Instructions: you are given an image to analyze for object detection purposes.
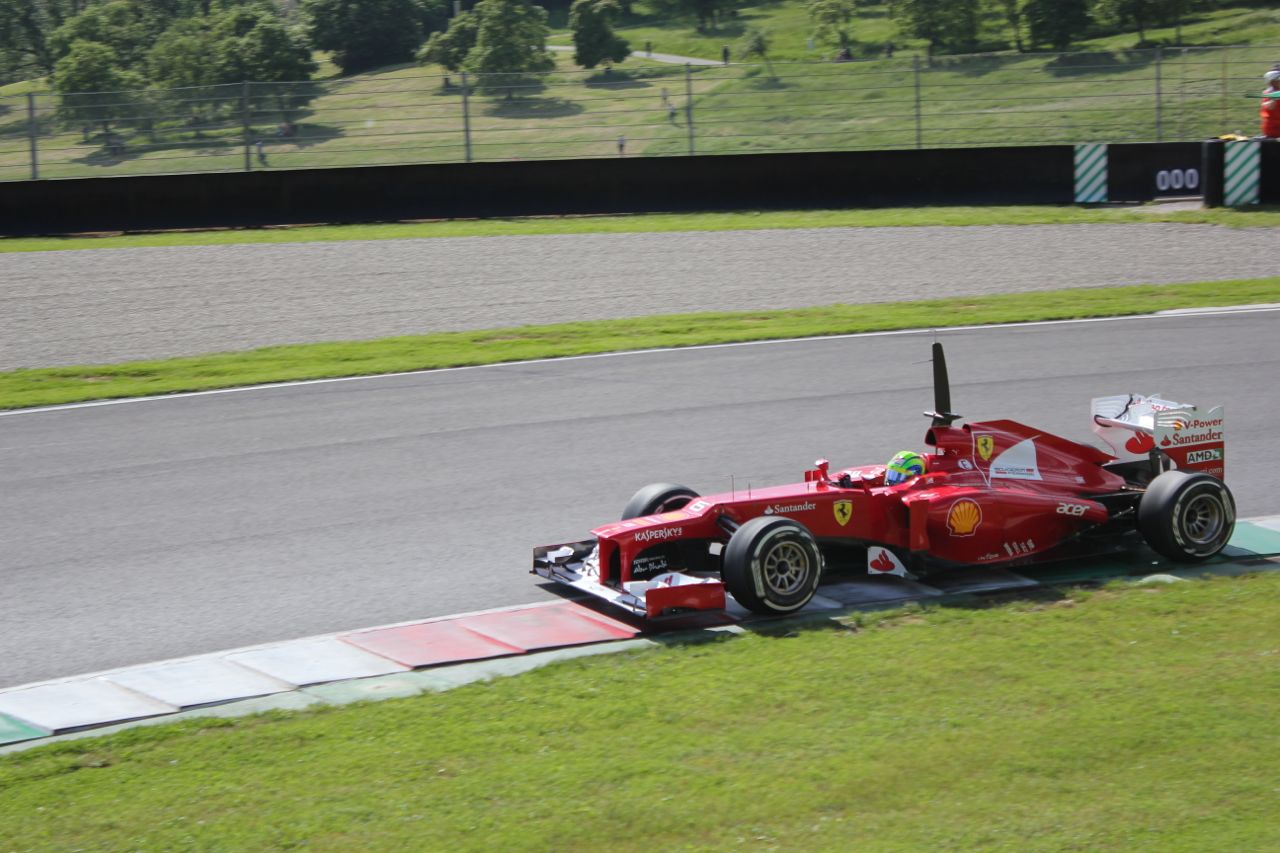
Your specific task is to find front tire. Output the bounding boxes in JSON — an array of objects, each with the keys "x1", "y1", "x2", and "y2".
[
  {"x1": 1138, "y1": 470, "x2": 1235, "y2": 561},
  {"x1": 722, "y1": 516, "x2": 823, "y2": 615},
  {"x1": 621, "y1": 483, "x2": 699, "y2": 520}
]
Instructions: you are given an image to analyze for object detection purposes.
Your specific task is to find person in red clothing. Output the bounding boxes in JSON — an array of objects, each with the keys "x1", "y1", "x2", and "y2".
[{"x1": 1261, "y1": 69, "x2": 1280, "y2": 138}]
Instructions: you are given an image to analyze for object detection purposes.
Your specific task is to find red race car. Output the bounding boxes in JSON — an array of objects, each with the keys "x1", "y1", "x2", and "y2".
[{"x1": 533, "y1": 344, "x2": 1234, "y2": 618}]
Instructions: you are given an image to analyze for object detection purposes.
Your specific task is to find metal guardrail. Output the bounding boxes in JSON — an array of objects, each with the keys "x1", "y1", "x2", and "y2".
[{"x1": 1, "y1": 44, "x2": 1276, "y2": 182}]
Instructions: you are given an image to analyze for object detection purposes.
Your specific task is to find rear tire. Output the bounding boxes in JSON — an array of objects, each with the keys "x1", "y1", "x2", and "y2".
[
  {"x1": 1138, "y1": 470, "x2": 1235, "y2": 561},
  {"x1": 722, "y1": 516, "x2": 823, "y2": 615},
  {"x1": 621, "y1": 483, "x2": 699, "y2": 520}
]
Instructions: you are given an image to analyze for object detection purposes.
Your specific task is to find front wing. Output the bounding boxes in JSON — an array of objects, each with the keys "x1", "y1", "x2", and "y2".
[{"x1": 533, "y1": 540, "x2": 725, "y2": 619}]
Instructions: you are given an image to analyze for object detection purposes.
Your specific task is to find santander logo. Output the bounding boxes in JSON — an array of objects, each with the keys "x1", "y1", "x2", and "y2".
[
  {"x1": 869, "y1": 551, "x2": 896, "y2": 572},
  {"x1": 1125, "y1": 432, "x2": 1155, "y2": 454}
]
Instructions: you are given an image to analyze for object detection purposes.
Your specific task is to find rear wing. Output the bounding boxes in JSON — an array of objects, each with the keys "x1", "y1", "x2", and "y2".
[{"x1": 1091, "y1": 394, "x2": 1225, "y2": 480}]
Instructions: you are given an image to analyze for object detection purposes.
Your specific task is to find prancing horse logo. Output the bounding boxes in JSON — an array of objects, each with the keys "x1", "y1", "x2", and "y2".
[
  {"x1": 833, "y1": 500, "x2": 853, "y2": 527},
  {"x1": 976, "y1": 434, "x2": 995, "y2": 461}
]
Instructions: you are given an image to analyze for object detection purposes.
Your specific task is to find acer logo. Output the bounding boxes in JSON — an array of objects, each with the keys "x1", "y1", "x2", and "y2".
[
  {"x1": 635, "y1": 527, "x2": 683, "y2": 543},
  {"x1": 1056, "y1": 503, "x2": 1087, "y2": 517}
]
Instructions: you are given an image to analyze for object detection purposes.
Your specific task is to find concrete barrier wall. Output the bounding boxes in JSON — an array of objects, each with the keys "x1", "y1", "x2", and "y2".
[
  {"x1": 0, "y1": 142, "x2": 1238, "y2": 236},
  {"x1": 1262, "y1": 139, "x2": 1280, "y2": 204}
]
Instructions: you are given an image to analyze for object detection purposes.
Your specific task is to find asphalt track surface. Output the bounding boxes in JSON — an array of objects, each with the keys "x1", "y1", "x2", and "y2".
[
  {"x1": 2, "y1": 309, "x2": 1277, "y2": 688},
  {"x1": 4, "y1": 223, "x2": 1280, "y2": 370}
]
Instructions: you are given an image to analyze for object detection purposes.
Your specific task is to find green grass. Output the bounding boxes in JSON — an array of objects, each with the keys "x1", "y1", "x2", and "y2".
[
  {"x1": 3, "y1": 573, "x2": 1278, "y2": 850},
  {"x1": 2, "y1": 204, "x2": 1278, "y2": 253},
  {"x1": 3, "y1": 7, "x2": 1277, "y2": 181},
  {"x1": 4, "y1": 276, "x2": 1278, "y2": 410},
  {"x1": 561, "y1": 1, "x2": 1280, "y2": 62}
]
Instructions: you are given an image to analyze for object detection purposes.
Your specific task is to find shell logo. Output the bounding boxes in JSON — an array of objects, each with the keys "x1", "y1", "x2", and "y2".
[{"x1": 946, "y1": 499, "x2": 982, "y2": 536}]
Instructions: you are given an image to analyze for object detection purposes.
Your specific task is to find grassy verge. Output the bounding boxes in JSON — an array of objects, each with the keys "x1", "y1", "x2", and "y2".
[
  {"x1": 4, "y1": 277, "x2": 1278, "y2": 411},
  {"x1": 3, "y1": 573, "x2": 1278, "y2": 850},
  {"x1": 2, "y1": 205, "x2": 1278, "y2": 253}
]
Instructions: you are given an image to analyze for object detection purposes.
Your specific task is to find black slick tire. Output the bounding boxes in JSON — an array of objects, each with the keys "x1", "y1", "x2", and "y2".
[
  {"x1": 621, "y1": 483, "x2": 699, "y2": 521},
  {"x1": 1137, "y1": 470, "x2": 1236, "y2": 562},
  {"x1": 722, "y1": 516, "x2": 823, "y2": 615}
]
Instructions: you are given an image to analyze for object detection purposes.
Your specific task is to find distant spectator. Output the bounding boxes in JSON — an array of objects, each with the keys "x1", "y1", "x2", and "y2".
[
  {"x1": 722, "y1": 45, "x2": 730, "y2": 64},
  {"x1": 645, "y1": 40, "x2": 652, "y2": 57},
  {"x1": 669, "y1": 104, "x2": 678, "y2": 123},
  {"x1": 1261, "y1": 69, "x2": 1280, "y2": 139},
  {"x1": 660, "y1": 86, "x2": 670, "y2": 107},
  {"x1": 885, "y1": 42, "x2": 895, "y2": 59},
  {"x1": 256, "y1": 139, "x2": 268, "y2": 166},
  {"x1": 835, "y1": 46, "x2": 852, "y2": 62},
  {"x1": 617, "y1": 134, "x2": 626, "y2": 156}
]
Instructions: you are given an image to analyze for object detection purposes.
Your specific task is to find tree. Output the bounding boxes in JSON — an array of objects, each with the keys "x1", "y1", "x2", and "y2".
[
  {"x1": 1093, "y1": 0, "x2": 1156, "y2": 44},
  {"x1": 417, "y1": 9, "x2": 477, "y2": 72},
  {"x1": 48, "y1": 0, "x2": 161, "y2": 71},
  {"x1": 1, "y1": 0, "x2": 93, "y2": 76},
  {"x1": 305, "y1": 0, "x2": 438, "y2": 74},
  {"x1": 806, "y1": 0, "x2": 856, "y2": 51},
  {"x1": 997, "y1": 0, "x2": 1025, "y2": 52},
  {"x1": 463, "y1": 0, "x2": 555, "y2": 93},
  {"x1": 1024, "y1": 0, "x2": 1089, "y2": 50},
  {"x1": 147, "y1": 17, "x2": 217, "y2": 89},
  {"x1": 52, "y1": 38, "x2": 145, "y2": 132},
  {"x1": 891, "y1": 0, "x2": 978, "y2": 60},
  {"x1": 210, "y1": 6, "x2": 315, "y2": 85},
  {"x1": 737, "y1": 27, "x2": 774, "y2": 79},
  {"x1": 147, "y1": 6, "x2": 317, "y2": 124},
  {"x1": 569, "y1": 0, "x2": 629, "y2": 70}
]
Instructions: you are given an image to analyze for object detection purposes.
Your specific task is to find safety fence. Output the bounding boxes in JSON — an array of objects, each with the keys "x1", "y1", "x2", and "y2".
[{"x1": 0, "y1": 44, "x2": 1276, "y2": 182}]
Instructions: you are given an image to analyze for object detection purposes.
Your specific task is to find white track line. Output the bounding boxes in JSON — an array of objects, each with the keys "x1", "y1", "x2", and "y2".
[{"x1": 3, "y1": 304, "x2": 1278, "y2": 418}]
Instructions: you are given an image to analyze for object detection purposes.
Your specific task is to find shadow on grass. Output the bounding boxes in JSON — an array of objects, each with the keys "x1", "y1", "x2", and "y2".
[
  {"x1": 483, "y1": 96, "x2": 585, "y2": 119},
  {"x1": 70, "y1": 123, "x2": 345, "y2": 168},
  {"x1": 584, "y1": 71, "x2": 652, "y2": 90},
  {"x1": 1044, "y1": 49, "x2": 1157, "y2": 77}
]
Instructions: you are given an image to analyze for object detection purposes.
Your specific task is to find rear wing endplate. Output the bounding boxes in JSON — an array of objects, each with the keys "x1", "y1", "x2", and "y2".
[{"x1": 1091, "y1": 394, "x2": 1225, "y2": 480}]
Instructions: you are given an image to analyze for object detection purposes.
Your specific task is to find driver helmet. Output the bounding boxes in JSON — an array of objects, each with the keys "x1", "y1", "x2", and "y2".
[{"x1": 885, "y1": 450, "x2": 928, "y2": 485}]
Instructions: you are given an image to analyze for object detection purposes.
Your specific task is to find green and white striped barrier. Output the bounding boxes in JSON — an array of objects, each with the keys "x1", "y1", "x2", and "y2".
[
  {"x1": 1223, "y1": 141, "x2": 1261, "y2": 207},
  {"x1": 1074, "y1": 143, "x2": 1108, "y2": 203}
]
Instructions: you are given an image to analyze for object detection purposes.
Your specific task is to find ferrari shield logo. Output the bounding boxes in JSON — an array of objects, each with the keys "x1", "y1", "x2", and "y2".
[
  {"x1": 833, "y1": 500, "x2": 853, "y2": 527},
  {"x1": 976, "y1": 434, "x2": 995, "y2": 461}
]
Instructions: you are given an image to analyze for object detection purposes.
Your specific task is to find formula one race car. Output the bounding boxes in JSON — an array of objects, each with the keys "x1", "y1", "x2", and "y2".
[{"x1": 533, "y1": 344, "x2": 1234, "y2": 619}]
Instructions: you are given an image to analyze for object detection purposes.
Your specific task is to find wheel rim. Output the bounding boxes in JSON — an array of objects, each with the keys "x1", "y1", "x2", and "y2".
[
  {"x1": 1180, "y1": 493, "x2": 1225, "y2": 545},
  {"x1": 762, "y1": 540, "x2": 811, "y2": 597}
]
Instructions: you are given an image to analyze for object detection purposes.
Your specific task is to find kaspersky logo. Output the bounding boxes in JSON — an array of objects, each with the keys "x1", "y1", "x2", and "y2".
[{"x1": 635, "y1": 527, "x2": 683, "y2": 543}]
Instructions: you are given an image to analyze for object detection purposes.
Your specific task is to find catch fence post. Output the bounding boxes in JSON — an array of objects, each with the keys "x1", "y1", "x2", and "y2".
[
  {"x1": 1154, "y1": 46, "x2": 1163, "y2": 141},
  {"x1": 1219, "y1": 48, "x2": 1228, "y2": 130},
  {"x1": 461, "y1": 71, "x2": 472, "y2": 163},
  {"x1": 685, "y1": 63, "x2": 695, "y2": 156},
  {"x1": 912, "y1": 55, "x2": 922, "y2": 149},
  {"x1": 241, "y1": 81, "x2": 252, "y2": 171},
  {"x1": 26, "y1": 92, "x2": 39, "y2": 180}
]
